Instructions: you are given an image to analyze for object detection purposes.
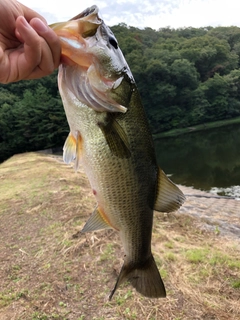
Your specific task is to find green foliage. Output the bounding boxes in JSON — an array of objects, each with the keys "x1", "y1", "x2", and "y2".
[
  {"x1": 0, "y1": 72, "x2": 68, "y2": 162},
  {"x1": 112, "y1": 24, "x2": 240, "y2": 133},
  {"x1": 2, "y1": 25, "x2": 240, "y2": 162}
]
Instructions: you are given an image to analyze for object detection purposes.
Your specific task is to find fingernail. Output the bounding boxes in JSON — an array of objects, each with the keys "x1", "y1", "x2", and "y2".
[{"x1": 32, "y1": 18, "x2": 48, "y2": 33}]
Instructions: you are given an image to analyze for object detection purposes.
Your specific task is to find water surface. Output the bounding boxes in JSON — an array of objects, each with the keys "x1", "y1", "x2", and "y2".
[{"x1": 154, "y1": 123, "x2": 240, "y2": 199}]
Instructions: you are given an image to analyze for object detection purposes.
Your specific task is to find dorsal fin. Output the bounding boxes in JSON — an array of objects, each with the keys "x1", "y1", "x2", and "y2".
[{"x1": 154, "y1": 168, "x2": 185, "y2": 212}]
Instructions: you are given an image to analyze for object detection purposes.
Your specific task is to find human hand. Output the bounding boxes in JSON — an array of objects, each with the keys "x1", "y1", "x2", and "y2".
[{"x1": 0, "y1": 0, "x2": 61, "y2": 83}]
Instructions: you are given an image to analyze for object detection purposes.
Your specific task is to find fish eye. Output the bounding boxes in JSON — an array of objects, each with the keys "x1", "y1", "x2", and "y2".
[{"x1": 109, "y1": 36, "x2": 118, "y2": 49}]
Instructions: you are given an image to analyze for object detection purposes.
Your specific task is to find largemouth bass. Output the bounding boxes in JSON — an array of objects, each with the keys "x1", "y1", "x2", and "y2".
[{"x1": 51, "y1": 5, "x2": 185, "y2": 299}]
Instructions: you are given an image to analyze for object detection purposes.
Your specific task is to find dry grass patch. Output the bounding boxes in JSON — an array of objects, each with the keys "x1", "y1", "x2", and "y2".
[{"x1": 0, "y1": 153, "x2": 239, "y2": 320}]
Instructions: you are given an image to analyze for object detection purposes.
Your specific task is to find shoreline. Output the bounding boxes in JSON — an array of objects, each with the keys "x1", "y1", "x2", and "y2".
[
  {"x1": 153, "y1": 116, "x2": 240, "y2": 139},
  {"x1": 177, "y1": 185, "x2": 240, "y2": 242}
]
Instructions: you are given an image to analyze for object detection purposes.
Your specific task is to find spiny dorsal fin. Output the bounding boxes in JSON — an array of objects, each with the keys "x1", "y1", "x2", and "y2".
[
  {"x1": 63, "y1": 131, "x2": 83, "y2": 171},
  {"x1": 98, "y1": 115, "x2": 131, "y2": 159},
  {"x1": 154, "y1": 168, "x2": 185, "y2": 213},
  {"x1": 81, "y1": 206, "x2": 113, "y2": 233}
]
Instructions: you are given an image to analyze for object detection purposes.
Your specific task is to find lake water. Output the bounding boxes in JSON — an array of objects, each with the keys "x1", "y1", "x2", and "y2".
[{"x1": 154, "y1": 123, "x2": 240, "y2": 199}]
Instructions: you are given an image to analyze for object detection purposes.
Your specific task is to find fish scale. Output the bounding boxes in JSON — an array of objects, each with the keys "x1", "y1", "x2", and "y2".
[{"x1": 51, "y1": 5, "x2": 185, "y2": 299}]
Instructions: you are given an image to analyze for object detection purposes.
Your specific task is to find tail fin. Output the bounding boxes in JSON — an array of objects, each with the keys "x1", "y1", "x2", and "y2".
[{"x1": 109, "y1": 254, "x2": 166, "y2": 300}]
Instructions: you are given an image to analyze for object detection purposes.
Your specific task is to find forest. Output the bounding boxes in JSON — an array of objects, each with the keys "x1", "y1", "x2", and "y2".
[{"x1": 1, "y1": 24, "x2": 240, "y2": 162}]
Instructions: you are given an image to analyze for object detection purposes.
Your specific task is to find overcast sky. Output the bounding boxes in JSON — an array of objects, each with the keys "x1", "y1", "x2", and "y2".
[{"x1": 19, "y1": 0, "x2": 240, "y2": 30}]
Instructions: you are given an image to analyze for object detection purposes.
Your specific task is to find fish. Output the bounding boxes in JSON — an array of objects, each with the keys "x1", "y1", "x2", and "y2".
[{"x1": 51, "y1": 5, "x2": 185, "y2": 300}]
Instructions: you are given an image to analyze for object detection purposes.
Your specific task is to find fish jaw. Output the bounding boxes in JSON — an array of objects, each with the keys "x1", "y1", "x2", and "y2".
[
  {"x1": 50, "y1": 5, "x2": 101, "y2": 67},
  {"x1": 50, "y1": 6, "x2": 131, "y2": 113},
  {"x1": 50, "y1": 21, "x2": 95, "y2": 68}
]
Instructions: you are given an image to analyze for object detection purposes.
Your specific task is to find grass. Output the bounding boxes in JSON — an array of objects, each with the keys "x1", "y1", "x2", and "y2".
[
  {"x1": 0, "y1": 152, "x2": 240, "y2": 319},
  {"x1": 153, "y1": 116, "x2": 240, "y2": 138},
  {"x1": 100, "y1": 243, "x2": 114, "y2": 261}
]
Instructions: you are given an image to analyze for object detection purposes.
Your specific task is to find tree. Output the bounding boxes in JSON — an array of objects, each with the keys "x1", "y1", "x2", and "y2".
[
  {"x1": 0, "y1": 82, "x2": 68, "y2": 162},
  {"x1": 2, "y1": 24, "x2": 240, "y2": 161},
  {"x1": 180, "y1": 35, "x2": 238, "y2": 80},
  {"x1": 201, "y1": 74, "x2": 230, "y2": 120}
]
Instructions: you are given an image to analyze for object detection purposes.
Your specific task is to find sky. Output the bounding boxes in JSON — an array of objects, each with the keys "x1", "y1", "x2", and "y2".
[{"x1": 19, "y1": 0, "x2": 240, "y2": 30}]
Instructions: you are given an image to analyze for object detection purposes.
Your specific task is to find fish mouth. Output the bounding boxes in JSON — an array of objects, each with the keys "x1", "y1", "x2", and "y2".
[
  {"x1": 50, "y1": 5, "x2": 102, "y2": 66},
  {"x1": 51, "y1": 5, "x2": 101, "y2": 28},
  {"x1": 50, "y1": 5, "x2": 101, "y2": 39},
  {"x1": 51, "y1": 5, "x2": 129, "y2": 113},
  {"x1": 70, "y1": 5, "x2": 100, "y2": 22}
]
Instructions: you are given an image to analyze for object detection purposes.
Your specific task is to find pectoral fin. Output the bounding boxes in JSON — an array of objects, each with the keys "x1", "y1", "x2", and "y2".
[
  {"x1": 63, "y1": 131, "x2": 83, "y2": 171},
  {"x1": 81, "y1": 207, "x2": 114, "y2": 233},
  {"x1": 98, "y1": 115, "x2": 131, "y2": 159},
  {"x1": 63, "y1": 132, "x2": 76, "y2": 164},
  {"x1": 154, "y1": 168, "x2": 185, "y2": 212}
]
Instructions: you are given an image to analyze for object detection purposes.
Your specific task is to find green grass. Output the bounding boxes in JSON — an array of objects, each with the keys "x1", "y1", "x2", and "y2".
[
  {"x1": 164, "y1": 241, "x2": 174, "y2": 249},
  {"x1": 100, "y1": 243, "x2": 114, "y2": 261},
  {"x1": 231, "y1": 279, "x2": 240, "y2": 289},
  {"x1": 185, "y1": 247, "x2": 240, "y2": 269},
  {"x1": 164, "y1": 252, "x2": 177, "y2": 261},
  {"x1": 0, "y1": 288, "x2": 29, "y2": 307},
  {"x1": 31, "y1": 311, "x2": 66, "y2": 320},
  {"x1": 115, "y1": 290, "x2": 133, "y2": 306},
  {"x1": 185, "y1": 248, "x2": 209, "y2": 263}
]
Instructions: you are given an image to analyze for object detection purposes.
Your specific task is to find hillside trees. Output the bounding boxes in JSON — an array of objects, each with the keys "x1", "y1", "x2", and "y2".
[
  {"x1": 0, "y1": 73, "x2": 68, "y2": 162},
  {"x1": 112, "y1": 24, "x2": 240, "y2": 133},
  {"x1": 1, "y1": 25, "x2": 240, "y2": 162}
]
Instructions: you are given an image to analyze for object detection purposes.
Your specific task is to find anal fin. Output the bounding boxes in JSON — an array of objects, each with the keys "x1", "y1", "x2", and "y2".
[
  {"x1": 81, "y1": 206, "x2": 113, "y2": 233},
  {"x1": 154, "y1": 168, "x2": 185, "y2": 213}
]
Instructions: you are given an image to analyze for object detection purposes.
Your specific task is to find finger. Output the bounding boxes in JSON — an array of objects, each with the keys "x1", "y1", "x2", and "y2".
[
  {"x1": 0, "y1": 47, "x2": 7, "y2": 83},
  {"x1": 20, "y1": 4, "x2": 48, "y2": 25},
  {"x1": 15, "y1": 29, "x2": 24, "y2": 43},
  {"x1": 15, "y1": 16, "x2": 43, "y2": 77},
  {"x1": 30, "y1": 18, "x2": 61, "y2": 69},
  {"x1": 16, "y1": 16, "x2": 57, "y2": 79}
]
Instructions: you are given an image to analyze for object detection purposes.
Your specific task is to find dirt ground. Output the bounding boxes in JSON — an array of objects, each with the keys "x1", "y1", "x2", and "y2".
[{"x1": 0, "y1": 152, "x2": 239, "y2": 320}]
